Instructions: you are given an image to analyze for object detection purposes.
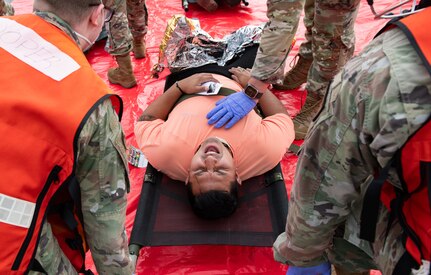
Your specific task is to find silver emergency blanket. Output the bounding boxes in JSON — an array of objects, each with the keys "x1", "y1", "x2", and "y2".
[{"x1": 152, "y1": 15, "x2": 263, "y2": 78}]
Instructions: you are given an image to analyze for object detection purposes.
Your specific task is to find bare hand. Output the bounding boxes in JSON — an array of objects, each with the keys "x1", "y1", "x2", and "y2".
[
  {"x1": 229, "y1": 67, "x2": 251, "y2": 88},
  {"x1": 176, "y1": 73, "x2": 219, "y2": 94}
]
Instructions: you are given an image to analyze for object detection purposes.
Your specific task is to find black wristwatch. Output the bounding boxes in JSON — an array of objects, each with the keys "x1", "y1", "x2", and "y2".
[{"x1": 243, "y1": 83, "x2": 264, "y2": 99}]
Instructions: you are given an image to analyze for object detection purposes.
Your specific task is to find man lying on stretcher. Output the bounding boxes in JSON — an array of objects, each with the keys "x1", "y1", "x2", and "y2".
[{"x1": 134, "y1": 68, "x2": 294, "y2": 219}]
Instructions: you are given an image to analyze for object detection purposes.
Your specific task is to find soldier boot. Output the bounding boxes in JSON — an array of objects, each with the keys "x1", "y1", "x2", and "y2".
[
  {"x1": 108, "y1": 54, "x2": 137, "y2": 88},
  {"x1": 133, "y1": 37, "x2": 146, "y2": 59},
  {"x1": 196, "y1": 0, "x2": 219, "y2": 11},
  {"x1": 293, "y1": 92, "x2": 323, "y2": 140},
  {"x1": 273, "y1": 54, "x2": 313, "y2": 90}
]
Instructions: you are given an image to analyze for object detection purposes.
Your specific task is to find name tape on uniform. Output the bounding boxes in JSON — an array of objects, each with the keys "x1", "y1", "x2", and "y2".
[{"x1": 0, "y1": 18, "x2": 80, "y2": 81}]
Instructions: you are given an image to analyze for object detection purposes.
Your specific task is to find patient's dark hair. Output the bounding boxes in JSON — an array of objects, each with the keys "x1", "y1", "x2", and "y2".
[{"x1": 187, "y1": 181, "x2": 239, "y2": 219}]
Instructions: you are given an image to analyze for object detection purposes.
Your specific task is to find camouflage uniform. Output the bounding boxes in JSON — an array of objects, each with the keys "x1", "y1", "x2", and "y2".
[
  {"x1": 0, "y1": 0, "x2": 14, "y2": 16},
  {"x1": 251, "y1": 0, "x2": 359, "y2": 94},
  {"x1": 251, "y1": 0, "x2": 304, "y2": 83},
  {"x1": 28, "y1": 12, "x2": 133, "y2": 275},
  {"x1": 301, "y1": 0, "x2": 359, "y2": 95},
  {"x1": 273, "y1": 24, "x2": 431, "y2": 274},
  {"x1": 103, "y1": 0, "x2": 148, "y2": 55}
]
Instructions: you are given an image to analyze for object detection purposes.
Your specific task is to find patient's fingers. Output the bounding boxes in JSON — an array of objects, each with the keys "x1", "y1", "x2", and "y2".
[
  {"x1": 198, "y1": 73, "x2": 219, "y2": 83},
  {"x1": 228, "y1": 67, "x2": 250, "y2": 88}
]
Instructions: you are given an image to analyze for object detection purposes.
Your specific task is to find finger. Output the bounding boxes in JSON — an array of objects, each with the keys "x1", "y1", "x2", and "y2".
[
  {"x1": 200, "y1": 74, "x2": 220, "y2": 83},
  {"x1": 215, "y1": 97, "x2": 227, "y2": 106},
  {"x1": 225, "y1": 115, "x2": 241, "y2": 129},
  {"x1": 215, "y1": 112, "x2": 234, "y2": 128},
  {"x1": 207, "y1": 104, "x2": 223, "y2": 118},
  {"x1": 207, "y1": 106, "x2": 227, "y2": 122},
  {"x1": 232, "y1": 75, "x2": 239, "y2": 82},
  {"x1": 208, "y1": 107, "x2": 228, "y2": 125}
]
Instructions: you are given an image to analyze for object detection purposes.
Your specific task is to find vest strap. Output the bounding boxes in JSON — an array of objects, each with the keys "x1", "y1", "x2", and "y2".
[
  {"x1": 359, "y1": 160, "x2": 392, "y2": 242},
  {"x1": 393, "y1": 250, "x2": 421, "y2": 275}
]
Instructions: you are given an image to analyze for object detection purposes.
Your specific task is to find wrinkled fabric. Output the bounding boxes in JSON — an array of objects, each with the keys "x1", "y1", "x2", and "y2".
[
  {"x1": 301, "y1": 0, "x2": 360, "y2": 95},
  {"x1": 251, "y1": 0, "x2": 304, "y2": 83},
  {"x1": 273, "y1": 25, "x2": 431, "y2": 274},
  {"x1": 103, "y1": 0, "x2": 148, "y2": 55}
]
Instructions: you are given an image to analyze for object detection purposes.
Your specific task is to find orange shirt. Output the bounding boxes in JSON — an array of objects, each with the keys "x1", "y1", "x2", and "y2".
[{"x1": 134, "y1": 76, "x2": 294, "y2": 181}]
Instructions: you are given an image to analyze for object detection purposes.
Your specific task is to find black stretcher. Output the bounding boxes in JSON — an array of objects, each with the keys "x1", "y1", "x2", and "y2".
[
  {"x1": 128, "y1": 44, "x2": 288, "y2": 266},
  {"x1": 129, "y1": 163, "x2": 288, "y2": 265}
]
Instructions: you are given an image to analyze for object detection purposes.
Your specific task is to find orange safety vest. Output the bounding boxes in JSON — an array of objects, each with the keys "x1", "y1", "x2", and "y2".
[
  {"x1": 0, "y1": 15, "x2": 122, "y2": 274},
  {"x1": 360, "y1": 7, "x2": 431, "y2": 275}
]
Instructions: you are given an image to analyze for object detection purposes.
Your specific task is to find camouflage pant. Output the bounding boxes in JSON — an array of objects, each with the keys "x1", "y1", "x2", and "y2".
[
  {"x1": 0, "y1": 0, "x2": 14, "y2": 16},
  {"x1": 298, "y1": 0, "x2": 360, "y2": 95},
  {"x1": 103, "y1": 0, "x2": 148, "y2": 55}
]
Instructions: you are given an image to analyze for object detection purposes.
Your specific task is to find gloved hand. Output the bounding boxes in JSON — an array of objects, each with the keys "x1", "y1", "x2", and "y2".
[
  {"x1": 286, "y1": 262, "x2": 331, "y2": 275},
  {"x1": 206, "y1": 91, "x2": 257, "y2": 129}
]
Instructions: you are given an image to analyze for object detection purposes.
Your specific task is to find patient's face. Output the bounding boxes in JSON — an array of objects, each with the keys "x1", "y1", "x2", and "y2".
[{"x1": 188, "y1": 137, "x2": 236, "y2": 195}]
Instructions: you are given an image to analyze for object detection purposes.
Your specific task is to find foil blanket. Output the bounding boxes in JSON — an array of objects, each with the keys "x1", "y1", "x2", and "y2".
[{"x1": 152, "y1": 15, "x2": 263, "y2": 77}]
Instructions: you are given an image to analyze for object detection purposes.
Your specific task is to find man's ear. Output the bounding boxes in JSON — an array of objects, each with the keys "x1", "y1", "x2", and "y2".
[{"x1": 89, "y1": 4, "x2": 104, "y2": 27}]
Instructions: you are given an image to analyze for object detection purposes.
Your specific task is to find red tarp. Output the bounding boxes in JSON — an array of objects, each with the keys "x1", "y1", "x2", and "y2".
[{"x1": 11, "y1": 0, "x2": 392, "y2": 273}]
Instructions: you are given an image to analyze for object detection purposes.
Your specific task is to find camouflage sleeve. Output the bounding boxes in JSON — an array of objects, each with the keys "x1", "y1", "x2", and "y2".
[
  {"x1": 76, "y1": 99, "x2": 133, "y2": 275},
  {"x1": 251, "y1": 0, "x2": 304, "y2": 83},
  {"x1": 0, "y1": 0, "x2": 14, "y2": 16},
  {"x1": 273, "y1": 28, "x2": 431, "y2": 267}
]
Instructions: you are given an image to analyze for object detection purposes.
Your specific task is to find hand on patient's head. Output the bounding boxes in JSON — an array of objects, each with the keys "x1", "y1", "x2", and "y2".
[
  {"x1": 178, "y1": 73, "x2": 219, "y2": 94},
  {"x1": 207, "y1": 91, "x2": 256, "y2": 129}
]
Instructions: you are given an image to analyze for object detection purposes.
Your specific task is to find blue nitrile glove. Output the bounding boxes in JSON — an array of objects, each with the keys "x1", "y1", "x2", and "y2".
[
  {"x1": 206, "y1": 91, "x2": 257, "y2": 129},
  {"x1": 286, "y1": 262, "x2": 331, "y2": 275}
]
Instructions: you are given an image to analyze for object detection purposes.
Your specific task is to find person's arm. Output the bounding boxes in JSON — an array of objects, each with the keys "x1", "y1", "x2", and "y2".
[
  {"x1": 258, "y1": 89, "x2": 288, "y2": 117},
  {"x1": 138, "y1": 73, "x2": 219, "y2": 121},
  {"x1": 273, "y1": 77, "x2": 364, "y2": 267},
  {"x1": 76, "y1": 100, "x2": 134, "y2": 275}
]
